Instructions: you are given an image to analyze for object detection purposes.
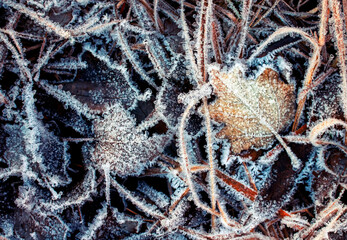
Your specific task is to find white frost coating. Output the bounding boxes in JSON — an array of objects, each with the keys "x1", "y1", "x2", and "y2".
[
  {"x1": 92, "y1": 103, "x2": 168, "y2": 176},
  {"x1": 22, "y1": 84, "x2": 43, "y2": 165},
  {"x1": 177, "y1": 83, "x2": 212, "y2": 106},
  {"x1": 39, "y1": 81, "x2": 96, "y2": 119},
  {"x1": 160, "y1": 199, "x2": 188, "y2": 231},
  {"x1": 167, "y1": 172, "x2": 186, "y2": 190},
  {"x1": 1, "y1": 0, "x2": 345, "y2": 238},
  {"x1": 309, "y1": 118, "x2": 347, "y2": 146},
  {"x1": 80, "y1": 204, "x2": 108, "y2": 240},
  {"x1": 257, "y1": 145, "x2": 284, "y2": 165},
  {"x1": 83, "y1": 43, "x2": 141, "y2": 99},
  {"x1": 110, "y1": 176, "x2": 165, "y2": 219},
  {"x1": 137, "y1": 181, "x2": 170, "y2": 209},
  {"x1": 137, "y1": 88, "x2": 152, "y2": 102},
  {"x1": 3, "y1": 0, "x2": 71, "y2": 39},
  {"x1": 103, "y1": 163, "x2": 111, "y2": 204},
  {"x1": 113, "y1": 27, "x2": 159, "y2": 90},
  {"x1": 40, "y1": 167, "x2": 96, "y2": 211}
]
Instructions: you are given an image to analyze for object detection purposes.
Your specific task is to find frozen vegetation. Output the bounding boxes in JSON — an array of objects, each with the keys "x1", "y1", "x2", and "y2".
[{"x1": 0, "y1": 0, "x2": 346, "y2": 239}]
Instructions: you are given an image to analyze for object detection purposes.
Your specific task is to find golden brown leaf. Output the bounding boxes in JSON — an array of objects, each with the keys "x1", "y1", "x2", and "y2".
[{"x1": 208, "y1": 65, "x2": 295, "y2": 153}]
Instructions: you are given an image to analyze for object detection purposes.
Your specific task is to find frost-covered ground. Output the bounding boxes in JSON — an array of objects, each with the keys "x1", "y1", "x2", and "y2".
[{"x1": 0, "y1": 0, "x2": 347, "y2": 239}]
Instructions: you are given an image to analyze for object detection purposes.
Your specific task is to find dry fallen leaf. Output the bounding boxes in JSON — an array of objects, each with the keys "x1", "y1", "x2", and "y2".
[{"x1": 208, "y1": 65, "x2": 296, "y2": 153}]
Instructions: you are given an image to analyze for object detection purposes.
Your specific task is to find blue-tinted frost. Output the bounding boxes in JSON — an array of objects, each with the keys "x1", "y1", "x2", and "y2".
[{"x1": 0, "y1": 0, "x2": 346, "y2": 239}]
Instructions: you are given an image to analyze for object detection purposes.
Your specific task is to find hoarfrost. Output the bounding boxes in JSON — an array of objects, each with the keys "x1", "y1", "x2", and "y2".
[
  {"x1": 0, "y1": 0, "x2": 346, "y2": 239},
  {"x1": 92, "y1": 103, "x2": 169, "y2": 176}
]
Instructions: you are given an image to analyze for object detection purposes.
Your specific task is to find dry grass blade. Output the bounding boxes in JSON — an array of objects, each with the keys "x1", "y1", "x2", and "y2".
[
  {"x1": 179, "y1": 100, "x2": 220, "y2": 217},
  {"x1": 250, "y1": 0, "x2": 280, "y2": 28},
  {"x1": 236, "y1": 0, "x2": 253, "y2": 58},
  {"x1": 308, "y1": 118, "x2": 347, "y2": 146},
  {"x1": 298, "y1": 200, "x2": 347, "y2": 239},
  {"x1": 216, "y1": 169, "x2": 257, "y2": 201},
  {"x1": 211, "y1": 17, "x2": 222, "y2": 65},
  {"x1": 329, "y1": 0, "x2": 347, "y2": 121},
  {"x1": 3, "y1": 0, "x2": 71, "y2": 38},
  {"x1": 139, "y1": 0, "x2": 164, "y2": 33}
]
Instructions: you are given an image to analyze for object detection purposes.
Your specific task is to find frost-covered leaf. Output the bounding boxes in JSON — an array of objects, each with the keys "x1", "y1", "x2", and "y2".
[
  {"x1": 72, "y1": 51, "x2": 139, "y2": 111},
  {"x1": 156, "y1": 80, "x2": 186, "y2": 129},
  {"x1": 308, "y1": 73, "x2": 343, "y2": 126},
  {"x1": 312, "y1": 168, "x2": 340, "y2": 213},
  {"x1": 40, "y1": 166, "x2": 96, "y2": 211},
  {"x1": 137, "y1": 181, "x2": 170, "y2": 209},
  {"x1": 1, "y1": 122, "x2": 70, "y2": 187},
  {"x1": 80, "y1": 205, "x2": 143, "y2": 240},
  {"x1": 208, "y1": 64, "x2": 295, "y2": 153},
  {"x1": 37, "y1": 125, "x2": 71, "y2": 187},
  {"x1": 12, "y1": 209, "x2": 69, "y2": 240},
  {"x1": 92, "y1": 103, "x2": 169, "y2": 176},
  {"x1": 1, "y1": 124, "x2": 26, "y2": 175}
]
